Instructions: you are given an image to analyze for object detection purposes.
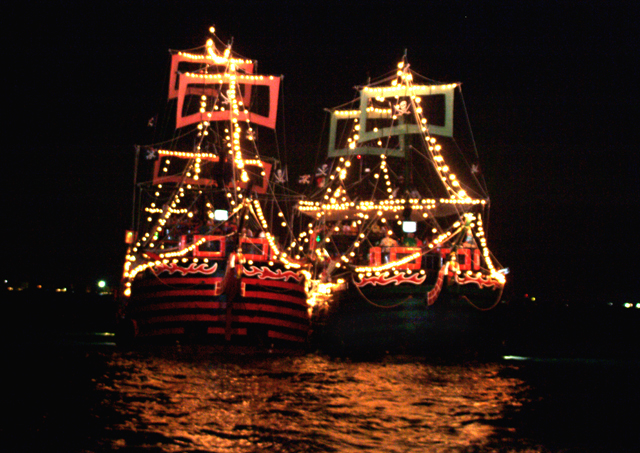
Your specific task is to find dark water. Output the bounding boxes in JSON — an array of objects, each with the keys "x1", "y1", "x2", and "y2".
[
  {"x1": 4, "y1": 337, "x2": 639, "y2": 453},
  {"x1": 2, "y1": 292, "x2": 638, "y2": 452}
]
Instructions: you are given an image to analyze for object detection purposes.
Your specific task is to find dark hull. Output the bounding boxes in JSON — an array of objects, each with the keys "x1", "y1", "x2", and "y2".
[
  {"x1": 311, "y1": 276, "x2": 504, "y2": 357},
  {"x1": 118, "y1": 263, "x2": 309, "y2": 351}
]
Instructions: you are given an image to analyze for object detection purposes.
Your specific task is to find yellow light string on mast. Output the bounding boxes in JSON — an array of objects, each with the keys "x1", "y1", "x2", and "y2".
[
  {"x1": 390, "y1": 59, "x2": 469, "y2": 202},
  {"x1": 250, "y1": 199, "x2": 301, "y2": 269},
  {"x1": 474, "y1": 213, "x2": 505, "y2": 284}
]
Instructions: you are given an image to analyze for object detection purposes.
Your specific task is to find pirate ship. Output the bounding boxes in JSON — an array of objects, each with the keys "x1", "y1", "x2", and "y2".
[
  {"x1": 296, "y1": 55, "x2": 507, "y2": 354},
  {"x1": 117, "y1": 28, "x2": 308, "y2": 351}
]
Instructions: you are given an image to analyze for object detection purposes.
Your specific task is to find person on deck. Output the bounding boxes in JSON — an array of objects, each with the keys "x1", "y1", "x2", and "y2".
[
  {"x1": 463, "y1": 231, "x2": 475, "y2": 247},
  {"x1": 379, "y1": 230, "x2": 398, "y2": 263},
  {"x1": 402, "y1": 232, "x2": 417, "y2": 247}
]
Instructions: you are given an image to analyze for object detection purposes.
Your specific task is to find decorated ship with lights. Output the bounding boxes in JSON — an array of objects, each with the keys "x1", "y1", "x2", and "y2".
[
  {"x1": 117, "y1": 28, "x2": 309, "y2": 350},
  {"x1": 296, "y1": 56, "x2": 507, "y2": 353}
]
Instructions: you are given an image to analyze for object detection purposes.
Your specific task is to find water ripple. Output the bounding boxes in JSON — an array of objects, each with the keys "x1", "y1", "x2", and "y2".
[
  {"x1": 13, "y1": 343, "x2": 636, "y2": 452},
  {"x1": 84, "y1": 352, "x2": 526, "y2": 452}
]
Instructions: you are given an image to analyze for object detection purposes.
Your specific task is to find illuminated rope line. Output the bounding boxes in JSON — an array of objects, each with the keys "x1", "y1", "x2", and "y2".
[
  {"x1": 125, "y1": 236, "x2": 209, "y2": 280},
  {"x1": 354, "y1": 251, "x2": 422, "y2": 273},
  {"x1": 160, "y1": 237, "x2": 207, "y2": 259},
  {"x1": 394, "y1": 69, "x2": 461, "y2": 199},
  {"x1": 250, "y1": 200, "x2": 301, "y2": 269},
  {"x1": 475, "y1": 214, "x2": 505, "y2": 283}
]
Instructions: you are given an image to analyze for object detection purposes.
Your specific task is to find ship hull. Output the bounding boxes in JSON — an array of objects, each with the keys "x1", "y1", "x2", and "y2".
[
  {"x1": 117, "y1": 262, "x2": 309, "y2": 352},
  {"x1": 311, "y1": 277, "x2": 504, "y2": 357}
]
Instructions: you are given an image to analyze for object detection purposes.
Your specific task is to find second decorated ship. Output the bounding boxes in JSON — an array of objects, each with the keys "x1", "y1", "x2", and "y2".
[{"x1": 296, "y1": 55, "x2": 507, "y2": 354}]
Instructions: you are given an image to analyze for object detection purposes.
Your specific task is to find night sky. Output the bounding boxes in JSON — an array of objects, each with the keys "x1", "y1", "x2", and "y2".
[{"x1": 5, "y1": 1, "x2": 638, "y2": 302}]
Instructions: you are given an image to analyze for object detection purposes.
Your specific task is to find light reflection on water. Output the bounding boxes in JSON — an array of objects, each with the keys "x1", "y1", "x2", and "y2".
[
  {"x1": 93, "y1": 350, "x2": 526, "y2": 452},
  {"x1": 10, "y1": 341, "x2": 638, "y2": 452}
]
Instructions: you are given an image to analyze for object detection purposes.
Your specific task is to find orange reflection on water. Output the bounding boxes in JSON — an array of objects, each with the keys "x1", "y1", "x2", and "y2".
[{"x1": 95, "y1": 352, "x2": 525, "y2": 452}]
